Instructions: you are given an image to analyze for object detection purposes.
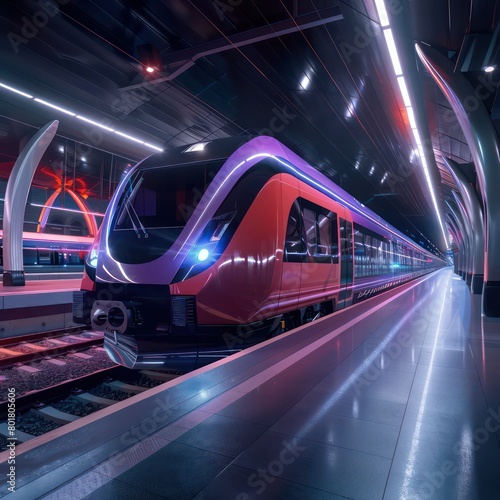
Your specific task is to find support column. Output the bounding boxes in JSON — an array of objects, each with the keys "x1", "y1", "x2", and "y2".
[
  {"x1": 416, "y1": 44, "x2": 500, "y2": 316},
  {"x1": 442, "y1": 157, "x2": 485, "y2": 293},
  {"x1": 447, "y1": 222, "x2": 461, "y2": 275},
  {"x1": 3, "y1": 121, "x2": 59, "y2": 286},
  {"x1": 451, "y1": 192, "x2": 474, "y2": 287},
  {"x1": 446, "y1": 203, "x2": 470, "y2": 281}
]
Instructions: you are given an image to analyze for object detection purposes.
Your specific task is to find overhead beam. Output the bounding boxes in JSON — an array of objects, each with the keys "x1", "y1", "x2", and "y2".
[{"x1": 120, "y1": 6, "x2": 343, "y2": 91}]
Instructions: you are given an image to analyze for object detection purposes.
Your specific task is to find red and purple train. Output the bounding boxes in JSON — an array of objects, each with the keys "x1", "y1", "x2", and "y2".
[{"x1": 73, "y1": 136, "x2": 444, "y2": 370}]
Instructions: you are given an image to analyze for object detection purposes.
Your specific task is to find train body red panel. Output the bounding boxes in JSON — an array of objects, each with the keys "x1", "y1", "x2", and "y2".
[
  {"x1": 73, "y1": 136, "x2": 444, "y2": 371},
  {"x1": 172, "y1": 175, "x2": 283, "y2": 325}
]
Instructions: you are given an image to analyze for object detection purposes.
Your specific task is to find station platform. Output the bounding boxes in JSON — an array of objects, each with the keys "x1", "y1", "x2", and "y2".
[
  {"x1": 2, "y1": 268, "x2": 500, "y2": 499},
  {"x1": 0, "y1": 279, "x2": 82, "y2": 338}
]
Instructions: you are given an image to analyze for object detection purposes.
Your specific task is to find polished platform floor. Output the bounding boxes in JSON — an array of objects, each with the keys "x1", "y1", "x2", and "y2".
[{"x1": 3, "y1": 268, "x2": 500, "y2": 499}]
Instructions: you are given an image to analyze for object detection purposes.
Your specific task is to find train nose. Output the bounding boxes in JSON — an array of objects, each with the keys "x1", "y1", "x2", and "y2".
[{"x1": 91, "y1": 301, "x2": 128, "y2": 333}]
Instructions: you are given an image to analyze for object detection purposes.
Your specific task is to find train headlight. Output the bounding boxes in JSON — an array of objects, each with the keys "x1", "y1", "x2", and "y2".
[
  {"x1": 197, "y1": 248, "x2": 210, "y2": 262},
  {"x1": 86, "y1": 229, "x2": 102, "y2": 268},
  {"x1": 172, "y1": 211, "x2": 236, "y2": 283},
  {"x1": 88, "y1": 244, "x2": 98, "y2": 267}
]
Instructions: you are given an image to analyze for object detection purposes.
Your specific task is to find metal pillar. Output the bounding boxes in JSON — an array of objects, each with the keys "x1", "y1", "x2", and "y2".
[
  {"x1": 451, "y1": 192, "x2": 474, "y2": 288},
  {"x1": 416, "y1": 44, "x2": 500, "y2": 316},
  {"x1": 447, "y1": 221, "x2": 461, "y2": 275},
  {"x1": 442, "y1": 157, "x2": 485, "y2": 293},
  {"x1": 446, "y1": 203, "x2": 470, "y2": 281},
  {"x1": 3, "y1": 120, "x2": 59, "y2": 286}
]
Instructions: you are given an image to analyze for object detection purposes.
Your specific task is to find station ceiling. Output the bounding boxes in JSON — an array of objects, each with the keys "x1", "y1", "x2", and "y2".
[{"x1": 1, "y1": 0, "x2": 499, "y2": 254}]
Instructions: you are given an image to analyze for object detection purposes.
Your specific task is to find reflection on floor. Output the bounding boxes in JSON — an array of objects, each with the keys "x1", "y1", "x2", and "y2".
[{"x1": 8, "y1": 268, "x2": 500, "y2": 499}]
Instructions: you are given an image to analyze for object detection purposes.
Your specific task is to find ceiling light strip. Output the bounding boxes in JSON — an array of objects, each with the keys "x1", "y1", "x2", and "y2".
[
  {"x1": 34, "y1": 98, "x2": 76, "y2": 116},
  {"x1": 0, "y1": 80, "x2": 163, "y2": 152},
  {"x1": 0, "y1": 82, "x2": 33, "y2": 98},
  {"x1": 374, "y1": 2, "x2": 448, "y2": 248}
]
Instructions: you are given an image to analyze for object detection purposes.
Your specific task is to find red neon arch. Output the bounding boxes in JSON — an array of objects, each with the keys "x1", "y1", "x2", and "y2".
[{"x1": 37, "y1": 188, "x2": 98, "y2": 237}]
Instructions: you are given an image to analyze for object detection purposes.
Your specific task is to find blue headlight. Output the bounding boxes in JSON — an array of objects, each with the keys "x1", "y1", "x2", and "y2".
[
  {"x1": 87, "y1": 243, "x2": 99, "y2": 267},
  {"x1": 197, "y1": 248, "x2": 210, "y2": 261}
]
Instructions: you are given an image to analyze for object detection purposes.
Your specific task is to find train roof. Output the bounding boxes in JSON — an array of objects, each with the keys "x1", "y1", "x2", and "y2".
[{"x1": 133, "y1": 136, "x2": 442, "y2": 260}]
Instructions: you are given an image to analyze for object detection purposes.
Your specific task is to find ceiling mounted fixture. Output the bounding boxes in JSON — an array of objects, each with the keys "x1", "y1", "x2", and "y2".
[
  {"x1": 183, "y1": 142, "x2": 210, "y2": 153},
  {"x1": 137, "y1": 44, "x2": 163, "y2": 76},
  {"x1": 374, "y1": 1, "x2": 447, "y2": 248}
]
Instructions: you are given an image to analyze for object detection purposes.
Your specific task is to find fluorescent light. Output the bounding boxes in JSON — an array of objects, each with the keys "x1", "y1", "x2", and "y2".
[
  {"x1": 114, "y1": 131, "x2": 145, "y2": 144},
  {"x1": 374, "y1": 0, "x2": 390, "y2": 27},
  {"x1": 382, "y1": 9, "x2": 448, "y2": 248},
  {"x1": 184, "y1": 142, "x2": 209, "y2": 153},
  {"x1": 34, "y1": 98, "x2": 76, "y2": 116},
  {"x1": 345, "y1": 101, "x2": 357, "y2": 119},
  {"x1": 383, "y1": 29, "x2": 403, "y2": 76},
  {"x1": 144, "y1": 142, "x2": 164, "y2": 152},
  {"x1": 0, "y1": 82, "x2": 33, "y2": 98},
  {"x1": 76, "y1": 115, "x2": 115, "y2": 132},
  {"x1": 0, "y1": 79, "x2": 163, "y2": 153},
  {"x1": 300, "y1": 74, "x2": 311, "y2": 90},
  {"x1": 413, "y1": 128, "x2": 422, "y2": 145},
  {"x1": 407, "y1": 106, "x2": 417, "y2": 128},
  {"x1": 397, "y1": 76, "x2": 411, "y2": 106}
]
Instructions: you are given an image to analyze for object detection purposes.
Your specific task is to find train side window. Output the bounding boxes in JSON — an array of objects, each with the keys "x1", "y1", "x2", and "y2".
[
  {"x1": 302, "y1": 201, "x2": 333, "y2": 264},
  {"x1": 284, "y1": 198, "x2": 338, "y2": 264},
  {"x1": 354, "y1": 229, "x2": 364, "y2": 277},
  {"x1": 284, "y1": 200, "x2": 306, "y2": 262},
  {"x1": 303, "y1": 208, "x2": 318, "y2": 258},
  {"x1": 331, "y1": 214, "x2": 339, "y2": 264},
  {"x1": 317, "y1": 215, "x2": 330, "y2": 255}
]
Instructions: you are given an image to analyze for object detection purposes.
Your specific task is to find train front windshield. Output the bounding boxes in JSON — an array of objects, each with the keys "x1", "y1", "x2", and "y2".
[{"x1": 108, "y1": 160, "x2": 224, "y2": 264}]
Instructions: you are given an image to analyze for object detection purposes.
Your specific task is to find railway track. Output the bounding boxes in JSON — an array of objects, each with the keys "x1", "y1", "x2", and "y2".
[
  {"x1": 0, "y1": 327, "x2": 103, "y2": 368},
  {"x1": 0, "y1": 353, "x2": 179, "y2": 451},
  {"x1": 0, "y1": 327, "x2": 181, "y2": 451}
]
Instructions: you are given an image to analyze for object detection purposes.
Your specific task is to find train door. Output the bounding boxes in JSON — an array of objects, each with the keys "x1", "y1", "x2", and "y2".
[{"x1": 338, "y1": 217, "x2": 353, "y2": 309}]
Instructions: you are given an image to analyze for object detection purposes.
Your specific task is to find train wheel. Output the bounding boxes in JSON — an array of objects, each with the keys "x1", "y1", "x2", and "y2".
[
  {"x1": 283, "y1": 310, "x2": 301, "y2": 331},
  {"x1": 303, "y1": 306, "x2": 317, "y2": 323}
]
